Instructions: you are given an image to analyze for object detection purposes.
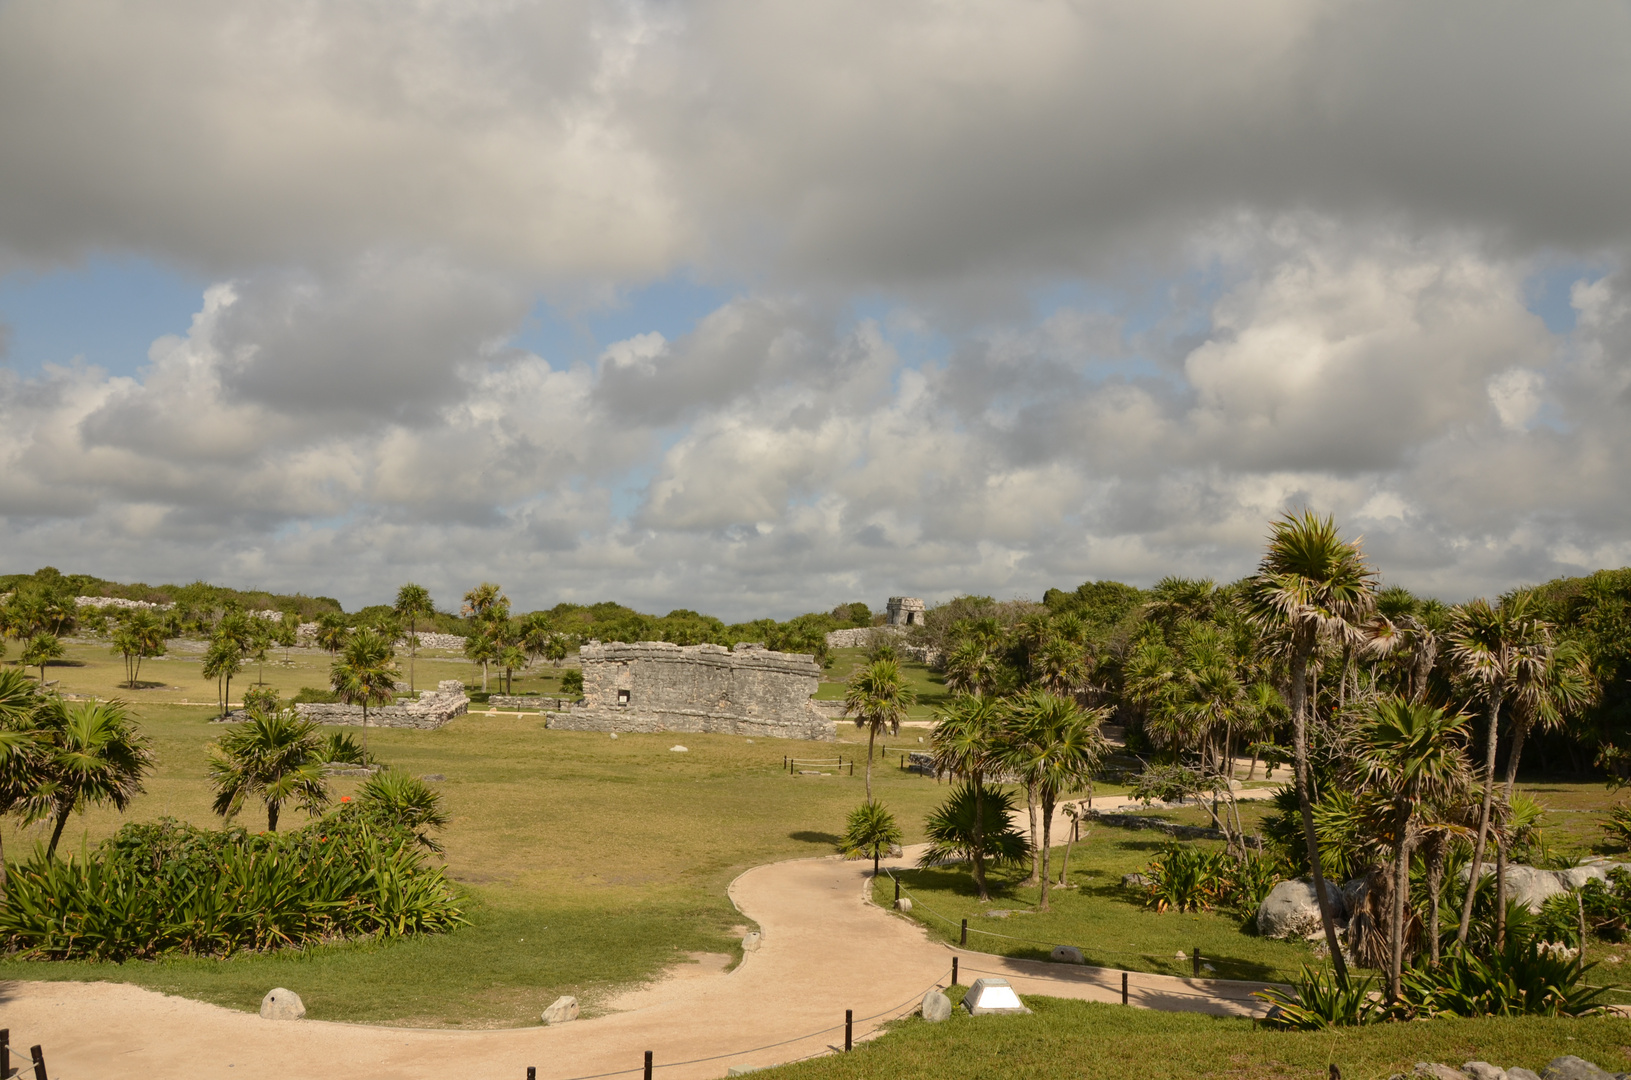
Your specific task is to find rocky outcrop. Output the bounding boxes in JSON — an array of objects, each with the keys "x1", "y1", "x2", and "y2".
[
  {"x1": 1458, "y1": 860, "x2": 1631, "y2": 913},
  {"x1": 1388, "y1": 1057, "x2": 1631, "y2": 1080},
  {"x1": 546, "y1": 642, "x2": 834, "y2": 741},
  {"x1": 1257, "y1": 878, "x2": 1347, "y2": 940}
]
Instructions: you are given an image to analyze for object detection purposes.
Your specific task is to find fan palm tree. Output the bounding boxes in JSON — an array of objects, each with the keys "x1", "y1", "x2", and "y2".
[
  {"x1": 0, "y1": 669, "x2": 44, "y2": 893},
  {"x1": 930, "y1": 694, "x2": 1005, "y2": 899},
  {"x1": 499, "y1": 644, "x2": 528, "y2": 694},
  {"x1": 996, "y1": 689, "x2": 1107, "y2": 912},
  {"x1": 208, "y1": 708, "x2": 330, "y2": 831},
  {"x1": 841, "y1": 800, "x2": 902, "y2": 877},
  {"x1": 843, "y1": 658, "x2": 916, "y2": 800},
  {"x1": 942, "y1": 639, "x2": 999, "y2": 697},
  {"x1": 331, "y1": 628, "x2": 398, "y2": 760},
  {"x1": 1445, "y1": 594, "x2": 1546, "y2": 945},
  {"x1": 314, "y1": 612, "x2": 350, "y2": 655},
  {"x1": 21, "y1": 632, "x2": 64, "y2": 685},
  {"x1": 465, "y1": 631, "x2": 499, "y2": 693},
  {"x1": 28, "y1": 698, "x2": 153, "y2": 857},
  {"x1": 1355, "y1": 697, "x2": 1470, "y2": 1001},
  {"x1": 1242, "y1": 510, "x2": 1376, "y2": 986},
  {"x1": 202, "y1": 634, "x2": 243, "y2": 717},
  {"x1": 358, "y1": 768, "x2": 449, "y2": 851}
]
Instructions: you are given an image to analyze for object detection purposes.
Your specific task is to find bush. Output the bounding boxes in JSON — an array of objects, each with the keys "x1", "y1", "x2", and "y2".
[
  {"x1": 1396, "y1": 940, "x2": 1610, "y2": 1018},
  {"x1": 1143, "y1": 843, "x2": 1226, "y2": 913},
  {"x1": 1257, "y1": 966, "x2": 1380, "y2": 1029},
  {"x1": 0, "y1": 813, "x2": 464, "y2": 961},
  {"x1": 559, "y1": 669, "x2": 583, "y2": 697},
  {"x1": 1218, "y1": 851, "x2": 1290, "y2": 918},
  {"x1": 241, "y1": 685, "x2": 281, "y2": 713},
  {"x1": 318, "y1": 731, "x2": 373, "y2": 766},
  {"x1": 292, "y1": 686, "x2": 338, "y2": 704},
  {"x1": 1603, "y1": 802, "x2": 1631, "y2": 853}
]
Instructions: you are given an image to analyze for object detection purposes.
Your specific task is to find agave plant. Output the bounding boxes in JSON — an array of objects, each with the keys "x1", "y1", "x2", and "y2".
[
  {"x1": 1143, "y1": 843, "x2": 1226, "y2": 913},
  {"x1": 1256, "y1": 966, "x2": 1380, "y2": 1029}
]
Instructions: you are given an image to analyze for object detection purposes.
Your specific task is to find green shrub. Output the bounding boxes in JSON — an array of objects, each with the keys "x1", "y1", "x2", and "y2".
[
  {"x1": 1396, "y1": 941, "x2": 1610, "y2": 1018},
  {"x1": 1218, "y1": 851, "x2": 1289, "y2": 919},
  {"x1": 1143, "y1": 843, "x2": 1226, "y2": 913},
  {"x1": 318, "y1": 731, "x2": 373, "y2": 766},
  {"x1": 292, "y1": 686, "x2": 338, "y2": 704},
  {"x1": 241, "y1": 686, "x2": 281, "y2": 713},
  {"x1": 0, "y1": 813, "x2": 464, "y2": 961},
  {"x1": 1257, "y1": 966, "x2": 1380, "y2": 1029},
  {"x1": 559, "y1": 669, "x2": 583, "y2": 697},
  {"x1": 1603, "y1": 802, "x2": 1631, "y2": 853}
]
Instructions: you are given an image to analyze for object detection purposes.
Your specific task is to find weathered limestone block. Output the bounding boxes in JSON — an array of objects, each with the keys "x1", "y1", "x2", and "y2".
[
  {"x1": 542, "y1": 996, "x2": 579, "y2": 1024},
  {"x1": 1050, "y1": 945, "x2": 1085, "y2": 964},
  {"x1": 1257, "y1": 878, "x2": 1347, "y2": 940},
  {"x1": 260, "y1": 988, "x2": 305, "y2": 1020},
  {"x1": 920, "y1": 989, "x2": 953, "y2": 1022}
]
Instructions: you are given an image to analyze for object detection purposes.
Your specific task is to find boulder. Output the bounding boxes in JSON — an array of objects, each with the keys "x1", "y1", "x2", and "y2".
[
  {"x1": 742, "y1": 932, "x2": 762, "y2": 952},
  {"x1": 1507, "y1": 1070, "x2": 1542, "y2": 1080},
  {"x1": 1257, "y1": 879, "x2": 1346, "y2": 940},
  {"x1": 888, "y1": 843, "x2": 904, "y2": 858},
  {"x1": 1050, "y1": 945, "x2": 1085, "y2": 965},
  {"x1": 542, "y1": 995, "x2": 579, "y2": 1024},
  {"x1": 1541, "y1": 1057, "x2": 1618, "y2": 1080},
  {"x1": 259, "y1": 988, "x2": 305, "y2": 1021},
  {"x1": 920, "y1": 989, "x2": 953, "y2": 1022},
  {"x1": 895, "y1": 898, "x2": 913, "y2": 913},
  {"x1": 1414, "y1": 1065, "x2": 1468, "y2": 1080},
  {"x1": 1462, "y1": 1064, "x2": 1508, "y2": 1080},
  {"x1": 1122, "y1": 873, "x2": 1150, "y2": 889},
  {"x1": 670, "y1": 745, "x2": 688, "y2": 752}
]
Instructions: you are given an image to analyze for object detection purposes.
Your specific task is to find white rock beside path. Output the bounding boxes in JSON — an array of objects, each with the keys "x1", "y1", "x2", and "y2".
[
  {"x1": 259, "y1": 989, "x2": 305, "y2": 1021},
  {"x1": 920, "y1": 989, "x2": 952, "y2": 1023},
  {"x1": 542, "y1": 996, "x2": 580, "y2": 1024}
]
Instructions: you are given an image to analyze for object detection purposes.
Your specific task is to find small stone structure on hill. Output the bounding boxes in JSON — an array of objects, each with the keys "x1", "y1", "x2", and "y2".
[
  {"x1": 545, "y1": 641, "x2": 833, "y2": 740},
  {"x1": 886, "y1": 597, "x2": 926, "y2": 626}
]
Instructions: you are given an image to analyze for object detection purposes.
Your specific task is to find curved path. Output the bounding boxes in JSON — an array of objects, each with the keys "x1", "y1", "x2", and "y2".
[{"x1": 2, "y1": 796, "x2": 1281, "y2": 1080}]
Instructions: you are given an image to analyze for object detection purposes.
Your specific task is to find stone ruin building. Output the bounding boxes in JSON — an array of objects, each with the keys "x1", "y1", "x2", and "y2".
[
  {"x1": 885, "y1": 597, "x2": 926, "y2": 626},
  {"x1": 219, "y1": 680, "x2": 470, "y2": 730},
  {"x1": 545, "y1": 641, "x2": 834, "y2": 741}
]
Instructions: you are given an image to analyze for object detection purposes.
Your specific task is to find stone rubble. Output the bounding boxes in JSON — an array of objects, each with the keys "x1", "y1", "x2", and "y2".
[
  {"x1": 1386, "y1": 1058, "x2": 1631, "y2": 1080},
  {"x1": 220, "y1": 680, "x2": 470, "y2": 730}
]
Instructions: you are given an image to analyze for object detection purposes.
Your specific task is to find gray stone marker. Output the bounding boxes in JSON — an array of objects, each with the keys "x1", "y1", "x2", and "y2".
[
  {"x1": 920, "y1": 989, "x2": 952, "y2": 1022},
  {"x1": 259, "y1": 988, "x2": 305, "y2": 1020},
  {"x1": 742, "y1": 932, "x2": 762, "y2": 952},
  {"x1": 1050, "y1": 945, "x2": 1085, "y2": 964}
]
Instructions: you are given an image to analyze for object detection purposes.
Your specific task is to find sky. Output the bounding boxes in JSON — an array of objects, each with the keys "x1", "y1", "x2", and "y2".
[{"x1": 2, "y1": 1, "x2": 1631, "y2": 620}]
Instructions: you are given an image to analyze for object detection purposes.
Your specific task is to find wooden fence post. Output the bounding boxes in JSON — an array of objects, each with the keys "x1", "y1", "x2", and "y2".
[
  {"x1": 951, "y1": 957, "x2": 959, "y2": 985},
  {"x1": 845, "y1": 1010, "x2": 853, "y2": 1052},
  {"x1": 960, "y1": 919, "x2": 968, "y2": 946},
  {"x1": 1193, "y1": 948, "x2": 1201, "y2": 978},
  {"x1": 1121, "y1": 971, "x2": 1128, "y2": 1005},
  {"x1": 30, "y1": 1044, "x2": 46, "y2": 1080},
  {"x1": 644, "y1": 1050, "x2": 653, "y2": 1080}
]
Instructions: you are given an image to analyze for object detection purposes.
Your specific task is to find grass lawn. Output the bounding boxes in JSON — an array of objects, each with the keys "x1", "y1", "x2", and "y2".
[
  {"x1": 0, "y1": 695, "x2": 953, "y2": 1027},
  {"x1": 771, "y1": 990, "x2": 1631, "y2": 1080},
  {"x1": 816, "y1": 647, "x2": 952, "y2": 720},
  {"x1": 874, "y1": 827, "x2": 1317, "y2": 984}
]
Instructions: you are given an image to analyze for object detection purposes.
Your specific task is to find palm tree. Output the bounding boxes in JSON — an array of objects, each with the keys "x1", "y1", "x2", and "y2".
[
  {"x1": 996, "y1": 689, "x2": 1107, "y2": 911},
  {"x1": 1445, "y1": 594, "x2": 1545, "y2": 945},
  {"x1": 1243, "y1": 510, "x2": 1376, "y2": 986},
  {"x1": 202, "y1": 634, "x2": 243, "y2": 717},
  {"x1": 462, "y1": 582, "x2": 509, "y2": 623},
  {"x1": 843, "y1": 658, "x2": 917, "y2": 800},
  {"x1": 331, "y1": 629, "x2": 398, "y2": 760},
  {"x1": 358, "y1": 768, "x2": 449, "y2": 851},
  {"x1": 0, "y1": 669, "x2": 44, "y2": 893},
  {"x1": 1355, "y1": 697, "x2": 1470, "y2": 1001},
  {"x1": 918, "y1": 783, "x2": 1030, "y2": 881},
  {"x1": 21, "y1": 632, "x2": 64, "y2": 685},
  {"x1": 930, "y1": 695, "x2": 1005, "y2": 899},
  {"x1": 465, "y1": 631, "x2": 499, "y2": 693},
  {"x1": 314, "y1": 612, "x2": 350, "y2": 655},
  {"x1": 841, "y1": 800, "x2": 902, "y2": 877},
  {"x1": 208, "y1": 708, "x2": 330, "y2": 831},
  {"x1": 943, "y1": 639, "x2": 998, "y2": 697},
  {"x1": 28, "y1": 698, "x2": 153, "y2": 857},
  {"x1": 499, "y1": 644, "x2": 528, "y2": 695}
]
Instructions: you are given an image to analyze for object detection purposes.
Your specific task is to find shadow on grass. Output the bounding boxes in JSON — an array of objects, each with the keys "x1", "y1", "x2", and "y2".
[{"x1": 789, "y1": 830, "x2": 842, "y2": 846}]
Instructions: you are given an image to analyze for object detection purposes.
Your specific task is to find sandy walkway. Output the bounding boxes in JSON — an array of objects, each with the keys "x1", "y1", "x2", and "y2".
[{"x1": 4, "y1": 790, "x2": 1282, "y2": 1080}]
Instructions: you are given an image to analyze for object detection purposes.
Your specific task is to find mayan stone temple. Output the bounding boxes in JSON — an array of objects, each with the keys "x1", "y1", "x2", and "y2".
[{"x1": 544, "y1": 641, "x2": 835, "y2": 740}]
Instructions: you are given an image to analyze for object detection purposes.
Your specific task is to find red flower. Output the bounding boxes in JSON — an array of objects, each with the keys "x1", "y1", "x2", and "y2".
[{"x1": 341, "y1": 796, "x2": 351, "y2": 803}]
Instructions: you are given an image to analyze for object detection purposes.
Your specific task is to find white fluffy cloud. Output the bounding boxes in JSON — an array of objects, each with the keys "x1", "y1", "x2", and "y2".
[{"x1": 3, "y1": 2, "x2": 1631, "y2": 614}]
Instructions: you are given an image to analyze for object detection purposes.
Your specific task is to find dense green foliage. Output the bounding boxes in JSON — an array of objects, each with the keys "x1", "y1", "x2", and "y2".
[{"x1": 0, "y1": 812, "x2": 464, "y2": 960}]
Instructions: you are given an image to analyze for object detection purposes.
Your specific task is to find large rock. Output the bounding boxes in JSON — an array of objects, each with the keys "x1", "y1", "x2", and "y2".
[
  {"x1": 1462, "y1": 1065, "x2": 1508, "y2": 1080},
  {"x1": 1541, "y1": 1057, "x2": 1619, "y2": 1080},
  {"x1": 742, "y1": 932, "x2": 762, "y2": 952},
  {"x1": 542, "y1": 996, "x2": 579, "y2": 1024},
  {"x1": 1050, "y1": 945, "x2": 1085, "y2": 964},
  {"x1": 1257, "y1": 878, "x2": 1346, "y2": 940},
  {"x1": 259, "y1": 988, "x2": 305, "y2": 1020},
  {"x1": 1414, "y1": 1065, "x2": 1468, "y2": 1080},
  {"x1": 1507, "y1": 1070, "x2": 1542, "y2": 1080},
  {"x1": 1454, "y1": 862, "x2": 1631, "y2": 914},
  {"x1": 920, "y1": 989, "x2": 952, "y2": 1022}
]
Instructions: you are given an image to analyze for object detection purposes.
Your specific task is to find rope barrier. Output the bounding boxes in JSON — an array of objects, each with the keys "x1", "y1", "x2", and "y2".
[{"x1": 532, "y1": 969, "x2": 953, "y2": 1080}]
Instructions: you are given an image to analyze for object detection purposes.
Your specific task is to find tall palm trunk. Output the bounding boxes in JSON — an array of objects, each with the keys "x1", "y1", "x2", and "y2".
[
  {"x1": 1425, "y1": 843, "x2": 1446, "y2": 966},
  {"x1": 1023, "y1": 782, "x2": 1040, "y2": 885},
  {"x1": 1387, "y1": 804, "x2": 1413, "y2": 1002},
  {"x1": 1290, "y1": 642, "x2": 1349, "y2": 985},
  {"x1": 0, "y1": 825, "x2": 8, "y2": 894},
  {"x1": 48, "y1": 803, "x2": 72, "y2": 858},
  {"x1": 971, "y1": 772, "x2": 990, "y2": 901},
  {"x1": 1494, "y1": 720, "x2": 1530, "y2": 948},
  {"x1": 865, "y1": 722, "x2": 877, "y2": 800},
  {"x1": 1456, "y1": 694, "x2": 1502, "y2": 945},
  {"x1": 268, "y1": 800, "x2": 280, "y2": 832},
  {"x1": 408, "y1": 616, "x2": 418, "y2": 693},
  {"x1": 1038, "y1": 791, "x2": 1056, "y2": 911}
]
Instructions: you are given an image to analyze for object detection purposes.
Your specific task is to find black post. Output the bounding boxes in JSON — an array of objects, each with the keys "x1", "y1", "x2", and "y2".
[
  {"x1": 951, "y1": 957, "x2": 959, "y2": 985},
  {"x1": 644, "y1": 1051, "x2": 653, "y2": 1080},
  {"x1": 29, "y1": 1044, "x2": 45, "y2": 1080},
  {"x1": 1121, "y1": 971, "x2": 1129, "y2": 1005},
  {"x1": 894, "y1": 877, "x2": 901, "y2": 903},
  {"x1": 2, "y1": 1027, "x2": 8, "y2": 1080},
  {"x1": 960, "y1": 918, "x2": 968, "y2": 946},
  {"x1": 1193, "y1": 948, "x2": 1201, "y2": 978},
  {"x1": 845, "y1": 1010, "x2": 853, "y2": 1052},
  {"x1": 849, "y1": 761, "x2": 854, "y2": 776},
  {"x1": 527, "y1": 1069, "x2": 536, "y2": 1080}
]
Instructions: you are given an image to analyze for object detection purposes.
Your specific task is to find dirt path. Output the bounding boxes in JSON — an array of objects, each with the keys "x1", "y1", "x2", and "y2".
[{"x1": 4, "y1": 790, "x2": 1282, "y2": 1080}]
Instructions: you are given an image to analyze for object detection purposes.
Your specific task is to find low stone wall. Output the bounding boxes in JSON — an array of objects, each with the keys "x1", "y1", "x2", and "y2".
[
  {"x1": 261, "y1": 680, "x2": 468, "y2": 730},
  {"x1": 487, "y1": 694, "x2": 577, "y2": 711},
  {"x1": 824, "y1": 627, "x2": 900, "y2": 649}
]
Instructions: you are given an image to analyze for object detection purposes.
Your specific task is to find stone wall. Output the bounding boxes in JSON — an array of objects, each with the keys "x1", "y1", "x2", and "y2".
[
  {"x1": 283, "y1": 680, "x2": 468, "y2": 730},
  {"x1": 487, "y1": 694, "x2": 576, "y2": 711},
  {"x1": 824, "y1": 626, "x2": 903, "y2": 649},
  {"x1": 545, "y1": 641, "x2": 833, "y2": 741}
]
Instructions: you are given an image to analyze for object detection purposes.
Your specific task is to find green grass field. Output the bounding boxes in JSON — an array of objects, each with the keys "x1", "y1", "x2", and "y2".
[
  {"x1": 815, "y1": 647, "x2": 952, "y2": 719},
  {"x1": 874, "y1": 830, "x2": 1318, "y2": 984},
  {"x1": 772, "y1": 991, "x2": 1631, "y2": 1080}
]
